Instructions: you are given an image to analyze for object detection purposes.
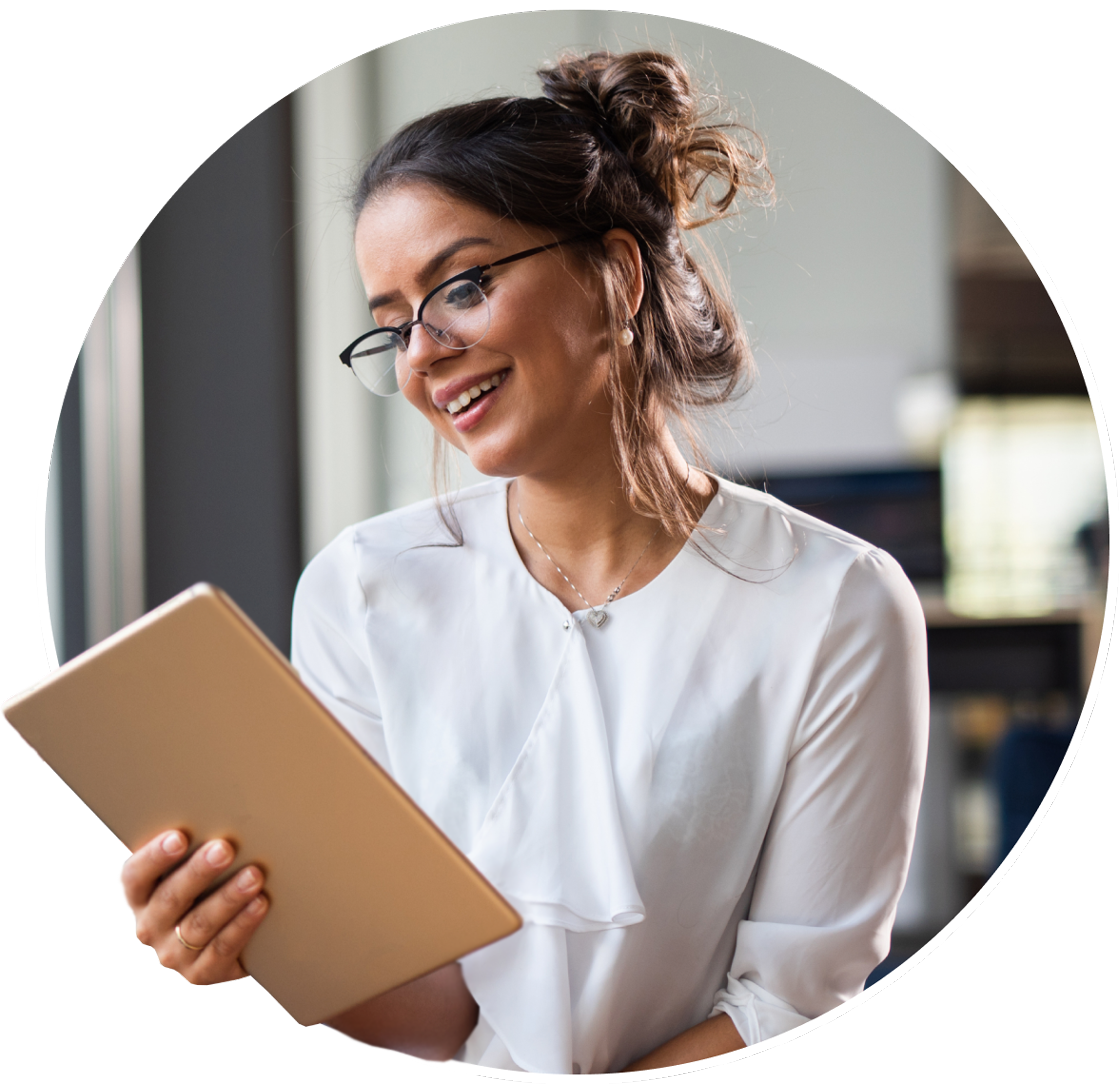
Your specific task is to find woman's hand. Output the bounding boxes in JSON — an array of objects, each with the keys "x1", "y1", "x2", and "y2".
[
  {"x1": 121, "y1": 830, "x2": 269, "y2": 984},
  {"x1": 621, "y1": 1013, "x2": 745, "y2": 1072}
]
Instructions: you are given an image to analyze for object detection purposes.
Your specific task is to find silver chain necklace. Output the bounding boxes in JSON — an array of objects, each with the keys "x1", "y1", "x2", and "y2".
[{"x1": 516, "y1": 499, "x2": 661, "y2": 628}]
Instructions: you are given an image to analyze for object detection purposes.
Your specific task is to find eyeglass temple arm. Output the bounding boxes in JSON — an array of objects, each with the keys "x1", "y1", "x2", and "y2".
[{"x1": 481, "y1": 233, "x2": 600, "y2": 273}]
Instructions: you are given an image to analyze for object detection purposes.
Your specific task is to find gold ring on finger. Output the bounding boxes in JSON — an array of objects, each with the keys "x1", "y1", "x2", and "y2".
[{"x1": 175, "y1": 924, "x2": 206, "y2": 952}]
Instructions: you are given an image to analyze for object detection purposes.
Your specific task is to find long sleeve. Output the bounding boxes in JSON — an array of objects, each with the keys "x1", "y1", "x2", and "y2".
[
  {"x1": 290, "y1": 530, "x2": 392, "y2": 772},
  {"x1": 710, "y1": 547, "x2": 929, "y2": 1045}
]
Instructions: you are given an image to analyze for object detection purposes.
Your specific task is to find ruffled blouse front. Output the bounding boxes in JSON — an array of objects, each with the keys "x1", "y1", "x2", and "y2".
[{"x1": 290, "y1": 476, "x2": 928, "y2": 1074}]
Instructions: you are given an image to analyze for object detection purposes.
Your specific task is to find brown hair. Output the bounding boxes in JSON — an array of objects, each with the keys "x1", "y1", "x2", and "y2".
[{"x1": 354, "y1": 49, "x2": 774, "y2": 539}]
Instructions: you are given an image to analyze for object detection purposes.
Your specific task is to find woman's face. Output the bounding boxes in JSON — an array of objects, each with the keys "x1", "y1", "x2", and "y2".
[{"x1": 353, "y1": 183, "x2": 628, "y2": 480}]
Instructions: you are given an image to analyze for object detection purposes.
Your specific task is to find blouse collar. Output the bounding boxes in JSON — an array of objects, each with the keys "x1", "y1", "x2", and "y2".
[{"x1": 492, "y1": 473, "x2": 728, "y2": 624}]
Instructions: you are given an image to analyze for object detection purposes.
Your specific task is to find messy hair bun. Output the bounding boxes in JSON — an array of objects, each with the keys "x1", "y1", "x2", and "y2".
[
  {"x1": 537, "y1": 51, "x2": 770, "y2": 230},
  {"x1": 354, "y1": 49, "x2": 774, "y2": 539}
]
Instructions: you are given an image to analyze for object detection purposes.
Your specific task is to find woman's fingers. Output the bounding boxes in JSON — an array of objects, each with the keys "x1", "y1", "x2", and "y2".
[
  {"x1": 172, "y1": 863, "x2": 266, "y2": 957},
  {"x1": 133, "y1": 838, "x2": 234, "y2": 945},
  {"x1": 124, "y1": 832, "x2": 270, "y2": 985},
  {"x1": 179, "y1": 893, "x2": 271, "y2": 984},
  {"x1": 121, "y1": 829, "x2": 189, "y2": 911}
]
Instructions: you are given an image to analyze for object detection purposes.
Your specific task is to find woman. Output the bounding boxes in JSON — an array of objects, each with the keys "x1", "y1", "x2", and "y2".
[{"x1": 121, "y1": 50, "x2": 928, "y2": 1074}]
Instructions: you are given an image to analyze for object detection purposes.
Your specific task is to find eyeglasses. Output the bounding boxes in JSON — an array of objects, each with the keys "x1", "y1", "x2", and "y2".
[{"x1": 340, "y1": 234, "x2": 597, "y2": 396}]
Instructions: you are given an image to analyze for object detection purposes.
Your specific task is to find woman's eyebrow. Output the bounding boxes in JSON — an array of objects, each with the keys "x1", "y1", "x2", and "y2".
[{"x1": 367, "y1": 236, "x2": 494, "y2": 315}]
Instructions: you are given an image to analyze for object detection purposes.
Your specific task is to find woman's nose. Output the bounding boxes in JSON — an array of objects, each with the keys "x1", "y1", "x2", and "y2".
[{"x1": 403, "y1": 322, "x2": 462, "y2": 376}]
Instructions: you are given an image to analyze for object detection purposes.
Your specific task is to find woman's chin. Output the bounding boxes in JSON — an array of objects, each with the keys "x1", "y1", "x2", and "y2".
[
  {"x1": 460, "y1": 448, "x2": 523, "y2": 480},
  {"x1": 452, "y1": 429, "x2": 537, "y2": 480}
]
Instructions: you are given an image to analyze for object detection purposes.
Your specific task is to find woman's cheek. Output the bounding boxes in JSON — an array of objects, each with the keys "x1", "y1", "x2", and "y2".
[{"x1": 402, "y1": 380, "x2": 436, "y2": 423}]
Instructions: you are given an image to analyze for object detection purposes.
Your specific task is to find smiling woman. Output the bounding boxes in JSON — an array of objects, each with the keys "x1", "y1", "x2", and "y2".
[{"x1": 119, "y1": 48, "x2": 929, "y2": 1075}]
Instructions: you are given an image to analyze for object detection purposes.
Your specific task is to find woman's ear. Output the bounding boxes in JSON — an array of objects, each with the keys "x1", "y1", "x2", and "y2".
[{"x1": 601, "y1": 229, "x2": 645, "y2": 318}]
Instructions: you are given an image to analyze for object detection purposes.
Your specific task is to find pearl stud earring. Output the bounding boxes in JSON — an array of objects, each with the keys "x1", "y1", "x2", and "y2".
[{"x1": 618, "y1": 323, "x2": 634, "y2": 346}]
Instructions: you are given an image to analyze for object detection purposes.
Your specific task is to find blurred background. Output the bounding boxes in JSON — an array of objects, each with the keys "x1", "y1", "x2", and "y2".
[{"x1": 46, "y1": 12, "x2": 1107, "y2": 989}]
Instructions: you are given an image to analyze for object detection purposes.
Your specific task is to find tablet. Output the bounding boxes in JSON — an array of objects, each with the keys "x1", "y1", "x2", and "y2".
[{"x1": 3, "y1": 583, "x2": 522, "y2": 1026}]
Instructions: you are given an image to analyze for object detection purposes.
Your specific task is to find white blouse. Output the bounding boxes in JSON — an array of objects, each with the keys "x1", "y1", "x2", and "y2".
[{"x1": 290, "y1": 475, "x2": 928, "y2": 1075}]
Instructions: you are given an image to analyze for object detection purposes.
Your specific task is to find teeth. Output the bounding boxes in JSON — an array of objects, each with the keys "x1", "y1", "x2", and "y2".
[{"x1": 446, "y1": 373, "x2": 504, "y2": 414}]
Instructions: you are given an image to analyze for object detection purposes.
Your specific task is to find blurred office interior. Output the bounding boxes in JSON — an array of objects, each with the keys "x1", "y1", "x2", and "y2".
[{"x1": 45, "y1": 13, "x2": 1107, "y2": 989}]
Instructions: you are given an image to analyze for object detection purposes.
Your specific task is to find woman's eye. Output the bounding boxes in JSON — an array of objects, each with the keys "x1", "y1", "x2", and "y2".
[
  {"x1": 444, "y1": 284, "x2": 472, "y2": 304},
  {"x1": 443, "y1": 281, "x2": 485, "y2": 309}
]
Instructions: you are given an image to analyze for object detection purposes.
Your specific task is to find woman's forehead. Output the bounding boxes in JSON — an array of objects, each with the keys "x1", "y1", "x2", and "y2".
[
  {"x1": 357, "y1": 184, "x2": 506, "y2": 247},
  {"x1": 354, "y1": 185, "x2": 547, "y2": 293}
]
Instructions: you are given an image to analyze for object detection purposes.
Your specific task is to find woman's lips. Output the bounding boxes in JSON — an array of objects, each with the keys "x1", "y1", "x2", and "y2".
[
  {"x1": 444, "y1": 370, "x2": 505, "y2": 414},
  {"x1": 433, "y1": 368, "x2": 509, "y2": 411},
  {"x1": 449, "y1": 370, "x2": 509, "y2": 432}
]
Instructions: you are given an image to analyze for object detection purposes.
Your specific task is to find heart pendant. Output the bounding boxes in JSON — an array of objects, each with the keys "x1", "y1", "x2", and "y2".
[{"x1": 587, "y1": 609, "x2": 608, "y2": 628}]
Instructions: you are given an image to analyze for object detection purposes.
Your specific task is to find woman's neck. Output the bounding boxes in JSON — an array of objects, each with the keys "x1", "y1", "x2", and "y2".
[{"x1": 506, "y1": 429, "x2": 715, "y2": 611}]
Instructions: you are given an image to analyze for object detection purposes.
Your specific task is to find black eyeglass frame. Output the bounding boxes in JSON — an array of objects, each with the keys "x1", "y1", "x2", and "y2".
[{"x1": 339, "y1": 233, "x2": 600, "y2": 380}]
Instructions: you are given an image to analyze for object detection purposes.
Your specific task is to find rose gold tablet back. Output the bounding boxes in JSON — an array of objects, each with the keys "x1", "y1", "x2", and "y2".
[{"x1": 3, "y1": 584, "x2": 521, "y2": 1026}]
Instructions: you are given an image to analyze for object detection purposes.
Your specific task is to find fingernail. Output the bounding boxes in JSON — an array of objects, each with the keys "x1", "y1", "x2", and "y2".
[
  {"x1": 161, "y1": 832, "x2": 186, "y2": 856},
  {"x1": 246, "y1": 895, "x2": 267, "y2": 915},
  {"x1": 235, "y1": 867, "x2": 260, "y2": 892},
  {"x1": 204, "y1": 840, "x2": 231, "y2": 867}
]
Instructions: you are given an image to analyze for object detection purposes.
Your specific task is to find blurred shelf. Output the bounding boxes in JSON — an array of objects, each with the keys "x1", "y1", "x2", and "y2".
[
  {"x1": 918, "y1": 590, "x2": 1105, "y2": 699},
  {"x1": 918, "y1": 590, "x2": 1103, "y2": 628}
]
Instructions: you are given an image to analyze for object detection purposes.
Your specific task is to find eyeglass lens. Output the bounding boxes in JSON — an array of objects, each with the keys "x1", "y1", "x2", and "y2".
[{"x1": 349, "y1": 277, "x2": 492, "y2": 396}]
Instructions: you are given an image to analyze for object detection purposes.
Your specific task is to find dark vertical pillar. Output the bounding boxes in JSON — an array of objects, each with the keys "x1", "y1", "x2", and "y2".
[
  {"x1": 140, "y1": 97, "x2": 301, "y2": 654},
  {"x1": 57, "y1": 360, "x2": 87, "y2": 662}
]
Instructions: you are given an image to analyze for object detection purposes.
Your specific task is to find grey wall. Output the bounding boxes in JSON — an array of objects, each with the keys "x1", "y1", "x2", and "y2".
[{"x1": 141, "y1": 98, "x2": 301, "y2": 652}]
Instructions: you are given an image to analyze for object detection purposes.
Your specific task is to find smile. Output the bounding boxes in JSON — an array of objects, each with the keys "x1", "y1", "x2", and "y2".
[{"x1": 445, "y1": 371, "x2": 504, "y2": 414}]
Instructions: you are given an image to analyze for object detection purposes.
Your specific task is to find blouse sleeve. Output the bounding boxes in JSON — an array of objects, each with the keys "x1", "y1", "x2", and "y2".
[
  {"x1": 710, "y1": 547, "x2": 929, "y2": 1045},
  {"x1": 289, "y1": 532, "x2": 392, "y2": 772}
]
